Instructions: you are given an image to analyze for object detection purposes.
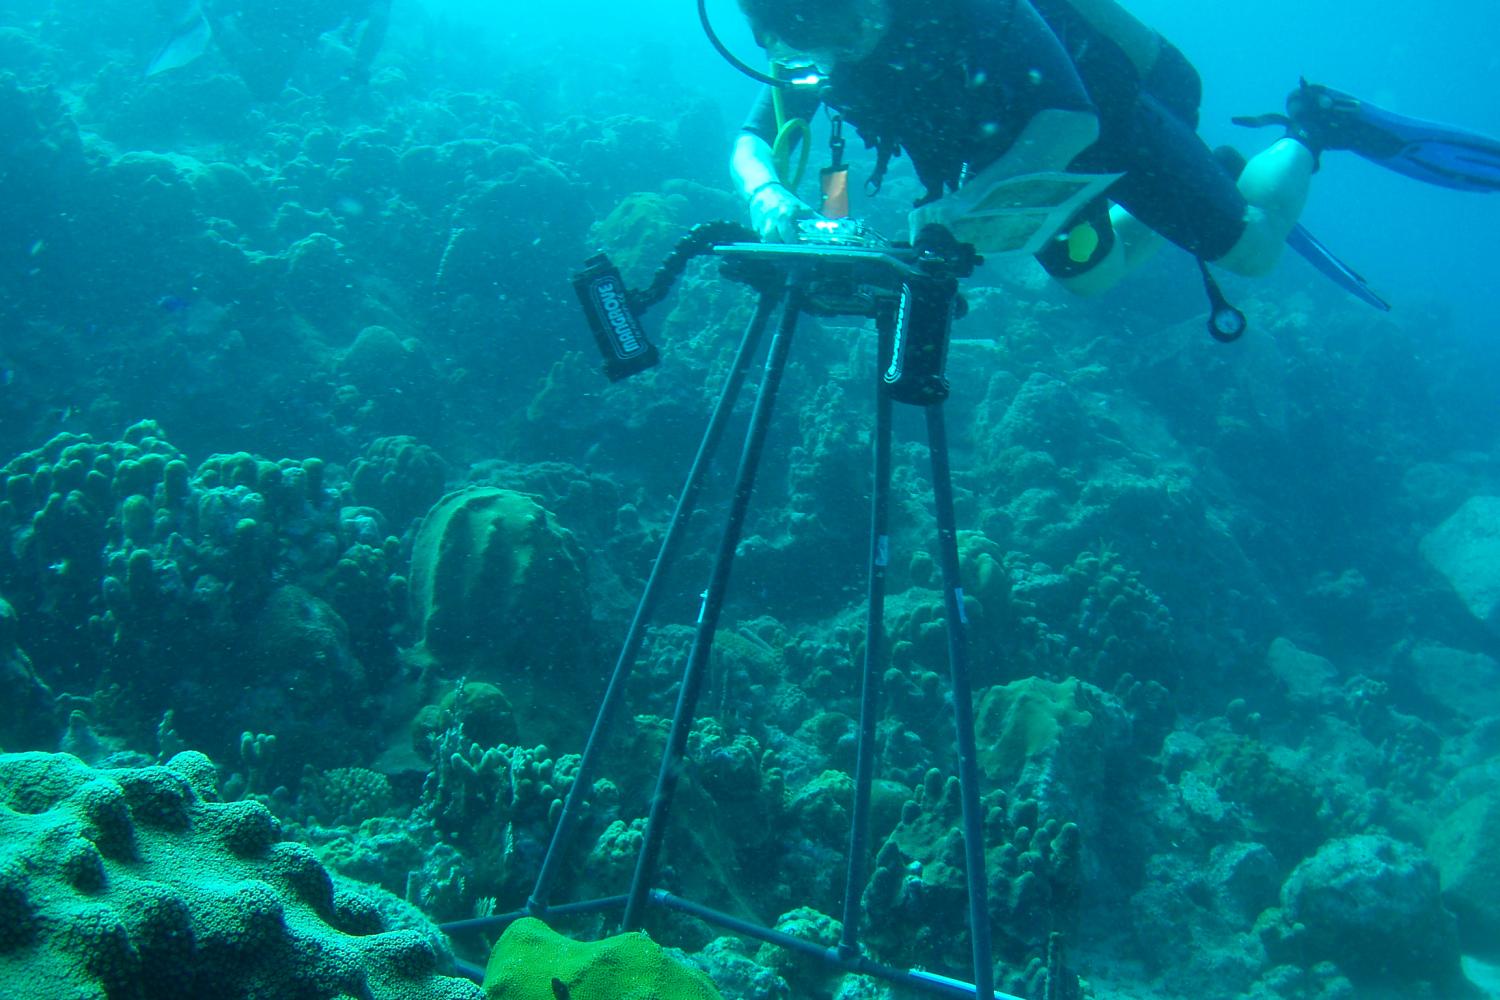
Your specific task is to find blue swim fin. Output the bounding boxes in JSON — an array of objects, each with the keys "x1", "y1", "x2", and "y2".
[
  {"x1": 1236, "y1": 80, "x2": 1500, "y2": 193},
  {"x1": 1286, "y1": 224, "x2": 1391, "y2": 312},
  {"x1": 1212, "y1": 144, "x2": 1392, "y2": 312}
]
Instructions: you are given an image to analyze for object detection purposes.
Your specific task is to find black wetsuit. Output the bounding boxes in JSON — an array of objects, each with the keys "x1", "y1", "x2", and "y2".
[{"x1": 741, "y1": 0, "x2": 1248, "y2": 268}]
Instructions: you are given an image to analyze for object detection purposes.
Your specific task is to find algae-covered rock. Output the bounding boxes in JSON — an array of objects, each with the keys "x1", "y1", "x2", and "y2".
[
  {"x1": 1428, "y1": 793, "x2": 1500, "y2": 953},
  {"x1": 1406, "y1": 644, "x2": 1500, "y2": 720},
  {"x1": 1266, "y1": 637, "x2": 1338, "y2": 707},
  {"x1": 1279, "y1": 833, "x2": 1464, "y2": 988},
  {"x1": 1421, "y1": 495, "x2": 1500, "y2": 631},
  {"x1": 483, "y1": 916, "x2": 723, "y2": 1000},
  {"x1": 240, "y1": 584, "x2": 373, "y2": 766}
]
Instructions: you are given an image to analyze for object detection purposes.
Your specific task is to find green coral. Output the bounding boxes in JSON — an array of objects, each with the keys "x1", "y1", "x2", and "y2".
[
  {"x1": 1202, "y1": 730, "x2": 1326, "y2": 859},
  {"x1": 974, "y1": 676, "x2": 1096, "y2": 786},
  {"x1": 482, "y1": 917, "x2": 724, "y2": 1000}
]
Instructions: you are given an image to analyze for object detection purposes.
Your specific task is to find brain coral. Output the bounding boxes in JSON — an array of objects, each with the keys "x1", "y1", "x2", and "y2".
[
  {"x1": 0, "y1": 750, "x2": 482, "y2": 1000},
  {"x1": 482, "y1": 917, "x2": 723, "y2": 1000}
]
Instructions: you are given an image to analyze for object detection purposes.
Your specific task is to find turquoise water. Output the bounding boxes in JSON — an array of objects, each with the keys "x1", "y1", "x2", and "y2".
[{"x1": 1, "y1": 2, "x2": 1497, "y2": 998}]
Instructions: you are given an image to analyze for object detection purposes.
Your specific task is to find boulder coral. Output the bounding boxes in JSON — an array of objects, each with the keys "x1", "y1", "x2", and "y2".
[
  {"x1": 409, "y1": 487, "x2": 593, "y2": 740},
  {"x1": 1270, "y1": 834, "x2": 1467, "y2": 991},
  {"x1": 0, "y1": 749, "x2": 481, "y2": 999}
]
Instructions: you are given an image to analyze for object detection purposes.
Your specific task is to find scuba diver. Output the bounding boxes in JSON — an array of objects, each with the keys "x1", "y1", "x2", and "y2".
[
  {"x1": 727, "y1": 0, "x2": 1500, "y2": 302},
  {"x1": 148, "y1": 0, "x2": 392, "y2": 99}
]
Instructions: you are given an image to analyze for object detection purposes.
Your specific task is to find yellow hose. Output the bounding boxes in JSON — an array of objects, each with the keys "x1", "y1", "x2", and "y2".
[{"x1": 770, "y1": 74, "x2": 812, "y2": 192}]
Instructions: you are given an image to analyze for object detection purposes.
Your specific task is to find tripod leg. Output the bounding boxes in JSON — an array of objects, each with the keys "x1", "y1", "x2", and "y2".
[
  {"x1": 622, "y1": 287, "x2": 803, "y2": 931},
  {"x1": 925, "y1": 402, "x2": 996, "y2": 1000},
  {"x1": 528, "y1": 289, "x2": 782, "y2": 914},
  {"x1": 840, "y1": 303, "x2": 895, "y2": 959}
]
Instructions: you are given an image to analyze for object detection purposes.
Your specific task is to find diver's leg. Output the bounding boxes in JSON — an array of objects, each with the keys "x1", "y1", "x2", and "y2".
[
  {"x1": 1046, "y1": 94, "x2": 1242, "y2": 295},
  {"x1": 1213, "y1": 139, "x2": 1315, "y2": 275},
  {"x1": 1044, "y1": 203, "x2": 1165, "y2": 296}
]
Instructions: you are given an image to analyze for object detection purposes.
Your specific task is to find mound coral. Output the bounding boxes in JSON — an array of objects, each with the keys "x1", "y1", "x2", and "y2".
[{"x1": 0, "y1": 749, "x2": 481, "y2": 999}]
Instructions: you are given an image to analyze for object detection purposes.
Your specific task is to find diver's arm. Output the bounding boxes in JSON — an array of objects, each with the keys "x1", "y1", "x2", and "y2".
[
  {"x1": 732, "y1": 86, "x2": 816, "y2": 242},
  {"x1": 731, "y1": 133, "x2": 781, "y2": 196},
  {"x1": 732, "y1": 132, "x2": 813, "y2": 242}
]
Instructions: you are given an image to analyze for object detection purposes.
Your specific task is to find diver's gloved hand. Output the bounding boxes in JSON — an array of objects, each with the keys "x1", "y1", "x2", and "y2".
[{"x1": 747, "y1": 181, "x2": 812, "y2": 243}]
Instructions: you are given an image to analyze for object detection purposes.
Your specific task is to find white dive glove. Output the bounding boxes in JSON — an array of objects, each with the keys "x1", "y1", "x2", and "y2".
[{"x1": 747, "y1": 181, "x2": 813, "y2": 243}]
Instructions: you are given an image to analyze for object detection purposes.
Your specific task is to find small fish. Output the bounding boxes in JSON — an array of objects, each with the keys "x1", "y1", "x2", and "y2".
[
  {"x1": 550, "y1": 978, "x2": 570, "y2": 1000},
  {"x1": 158, "y1": 294, "x2": 192, "y2": 313}
]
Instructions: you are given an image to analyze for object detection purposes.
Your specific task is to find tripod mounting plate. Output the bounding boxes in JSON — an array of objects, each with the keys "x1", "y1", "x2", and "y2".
[{"x1": 715, "y1": 242, "x2": 960, "y2": 406}]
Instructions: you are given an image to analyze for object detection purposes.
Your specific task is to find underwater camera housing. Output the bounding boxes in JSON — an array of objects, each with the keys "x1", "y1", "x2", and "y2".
[
  {"x1": 571, "y1": 219, "x2": 977, "y2": 406},
  {"x1": 572, "y1": 253, "x2": 660, "y2": 382}
]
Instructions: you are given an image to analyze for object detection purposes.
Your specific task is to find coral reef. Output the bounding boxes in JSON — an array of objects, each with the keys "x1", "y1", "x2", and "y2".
[
  {"x1": 0, "y1": 423, "x2": 405, "y2": 768},
  {"x1": 3, "y1": 8, "x2": 1498, "y2": 1000}
]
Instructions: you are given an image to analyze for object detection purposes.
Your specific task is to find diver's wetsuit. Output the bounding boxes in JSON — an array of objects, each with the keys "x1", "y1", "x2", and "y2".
[{"x1": 741, "y1": 0, "x2": 1248, "y2": 270}]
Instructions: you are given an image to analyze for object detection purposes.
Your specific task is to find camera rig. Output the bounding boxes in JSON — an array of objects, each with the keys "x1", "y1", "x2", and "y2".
[
  {"x1": 446, "y1": 221, "x2": 1082, "y2": 1000},
  {"x1": 573, "y1": 218, "x2": 979, "y2": 404}
]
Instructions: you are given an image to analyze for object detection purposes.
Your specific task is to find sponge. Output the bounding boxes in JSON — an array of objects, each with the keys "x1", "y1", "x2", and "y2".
[{"x1": 483, "y1": 917, "x2": 724, "y2": 1000}]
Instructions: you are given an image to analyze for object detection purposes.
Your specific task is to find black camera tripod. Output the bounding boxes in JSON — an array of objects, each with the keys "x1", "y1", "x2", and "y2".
[{"x1": 443, "y1": 222, "x2": 1046, "y2": 1000}]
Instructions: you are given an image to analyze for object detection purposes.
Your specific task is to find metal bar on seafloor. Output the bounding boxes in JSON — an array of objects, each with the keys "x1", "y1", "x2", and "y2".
[{"x1": 647, "y1": 890, "x2": 1024, "y2": 1000}]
